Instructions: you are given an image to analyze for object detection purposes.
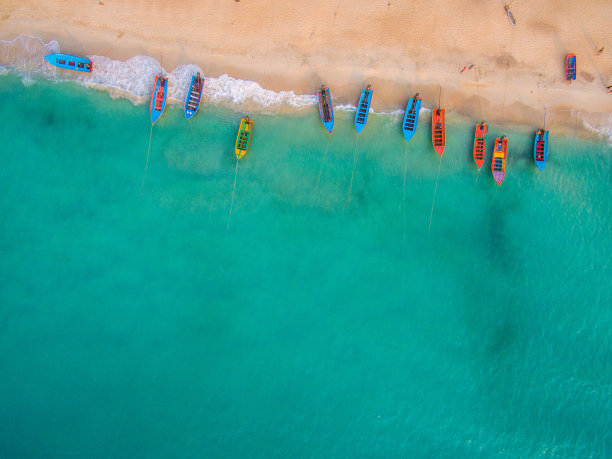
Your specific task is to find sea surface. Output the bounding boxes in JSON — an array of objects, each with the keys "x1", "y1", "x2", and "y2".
[{"x1": 0, "y1": 73, "x2": 610, "y2": 458}]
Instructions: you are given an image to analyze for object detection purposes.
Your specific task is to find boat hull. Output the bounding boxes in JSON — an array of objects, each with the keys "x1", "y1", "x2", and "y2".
[
  {"x1": 44, "y1": 53, "x2": 92, "y2": 73},
  {"x1": 184, "y1": 74, "x2": 204, "y2": 119},
  {"x1": 317, "y1": 87, "x2": 334, "y2": 133},
  {"x1": 235, "y1": 117, "x2": 253, "y2": 160},
  {"x1": 432, "y1": 109, "x2": 445, "y2": 156},
  {"x1": 354, "y1": 88, "x2": 373, "y2": 133},
  {"x1": 402, "y1": 95, "x2": 422, "y2": 142},
  {"x1": 534, "y1": 129, "x2": 548, "y2": 171},
  {"x1": 492, "y1": 137, "x2": 508, "y2": 185},
  {"x1": 565, "y1": 54, "x2": 577, "y2": 81},
  {"x1": 473, "y1": 122, "x2": 488, "y2": 168},
  {"x1": 150, "y1": 76, "x2": 168, "y2": 125}
]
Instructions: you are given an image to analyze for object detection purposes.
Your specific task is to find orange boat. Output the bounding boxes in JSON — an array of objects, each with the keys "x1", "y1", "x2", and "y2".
[
  {"x1": 473, "y1": 121, "x2": 488, "y2": 168},
  {"x1": 432, "y1": 108, "x2": 445, "y2": 156}
]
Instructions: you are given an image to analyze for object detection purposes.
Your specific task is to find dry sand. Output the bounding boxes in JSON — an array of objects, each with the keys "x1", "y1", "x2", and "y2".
[{"x1": 1, "y1": 0, "x2": 611, "y2": 135}]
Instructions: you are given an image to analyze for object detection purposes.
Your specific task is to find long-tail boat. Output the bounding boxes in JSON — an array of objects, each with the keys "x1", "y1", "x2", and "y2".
[
  {"x1": 402, "y1": 93, "x2": 422, "y2": 142},
  {"x1": 235, "y1": 117, "x2": 253, "y2": 160},
  {"x1": 473, "y1": 121, "x2": 488, "y2": 168},
  {"x1": 565, "y1": 54, "x2": 576, "y2": 82},
  {"x1": 150, "y1": 75, "x2": 168, "y2": 125},
  {"x1": 354, "y1": 85, "x2": 373, "y2": 133},
  {"x1": 492, "y1": 136, "x2": 508, "y2": 185},
  {"x1": 317, "y1": 85, "x2": 334, "y2": 133},
  {"x1": 44, "y1": 53, "x2": 92, "y2": 73},
  {"x1": 432, "y1": 108, "x2": 445, "y2": 156},
  {"x1": 184, "y1": 72, "x2": 204, "y2": 119},
  {"x1": 534, "y1": 129, "x2": 549, "y2": 171}
]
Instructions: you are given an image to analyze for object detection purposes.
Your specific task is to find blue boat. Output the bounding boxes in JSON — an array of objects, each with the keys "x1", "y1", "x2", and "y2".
[
  {"x1": 184, "y1": 72, "x2": 204, "y2": 119},
  {"x1": 402, "y1": 93, "x2": 422, "y2": 142},
  {"x1": 565, "y1": 54, "x2": 576, "y2": 81},
  {"x1": 317, "y1": 85, "x2": 334, "y2": 133},
  {"x1": 150, "y1": 75, "x2": 168, "y2": 125},
  {"x1": 44, "y1": 53, "x2": 92, "y2": 73},
  {"x1": 354, "y1": 85, "x2": 373, "y2": 133},
  {"x1": 534, "y1": 129, "x2": 549, "y2": 171}
]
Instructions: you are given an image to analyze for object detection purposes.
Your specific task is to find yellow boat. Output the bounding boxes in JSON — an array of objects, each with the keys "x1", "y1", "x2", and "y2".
[{"x1": 235, "y1": 117, "x2": 253, "y2": 160}]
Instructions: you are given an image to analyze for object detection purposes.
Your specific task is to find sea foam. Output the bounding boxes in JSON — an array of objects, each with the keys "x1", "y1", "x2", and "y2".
[
  {"x1": 1, "y1": 35, "x2": 610, "y2": 141},
  {"x1": 0, "y1": 35, "x2": 317, "y2": 112}
]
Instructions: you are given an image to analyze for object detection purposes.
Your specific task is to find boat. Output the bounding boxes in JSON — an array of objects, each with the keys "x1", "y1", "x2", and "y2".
[
  {"x1": 565, "y1": 54, "x2": 577, "y2": 81},
  {"x1": 44, "y1": 53, "x2": 92, "y2": 73},
  {"x1": 317, "y1": 85, "x2": 334, "y2": 133},
  {"x1": 432, "y1": 108, "x2": 445, "y2": 156},
  {"x1": 354, "y1": 85, "x2": 373, "y2": 133},
  {"x1": 492, "y1": 136, "x2": 508, "y2": 185},
  {"x1": 184, "y1": 72, "x2": 204, "y2": 119},
  {"x1": 473, "y1": 121, "x2": 488, "y2": 168},
  {"x1": 534, "y1": 129, "x2": 549, "y2": 171},
  {"x1": 150, "y1": 75, "x2": 168, "y2": 125},
  {"x1": 235, "y1": 117, "x2": 253, "y2": 160},
  {"x1": 402, "y1": 93, "x2": 422, "y2": 142},
  {"x1": 504, "y1": 5, "x2": 516, "y2": 27}
]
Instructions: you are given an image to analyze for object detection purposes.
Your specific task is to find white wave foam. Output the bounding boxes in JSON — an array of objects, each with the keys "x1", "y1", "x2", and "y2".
[
  {"x1": 579, "y1": 113, "x2": 612, "y2": 144},
  {"x1": 203, "y1": 73, "x2": 316, "y2": 109},
  {"x1": 1, "y1": 35, "x2": 318, "y2": 111}
]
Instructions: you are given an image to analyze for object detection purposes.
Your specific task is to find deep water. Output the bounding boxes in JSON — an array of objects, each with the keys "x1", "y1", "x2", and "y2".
[{"x1": 0, "y1": 74, "x2": 610, "y2": 458}]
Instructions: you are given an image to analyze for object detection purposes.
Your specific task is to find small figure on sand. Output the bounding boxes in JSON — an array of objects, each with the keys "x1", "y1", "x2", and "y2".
[
  {"x1": 468, "y1": 64, "x2": 475, "y2": 70},
  {"x1": 607, "y1": 85, "x2": 612, "y2": 93},
  {"x1": 460, "y1": 65, "x2": 467, "y2": 73},
  {"x1": 597, "y1": 46, "x2": 604, "y2": 56}
]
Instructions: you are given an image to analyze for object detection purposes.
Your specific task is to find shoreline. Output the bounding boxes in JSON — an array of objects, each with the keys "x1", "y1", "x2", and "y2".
[{"x1": 1, "y1": 0, "x2": 611, "y2": 142}]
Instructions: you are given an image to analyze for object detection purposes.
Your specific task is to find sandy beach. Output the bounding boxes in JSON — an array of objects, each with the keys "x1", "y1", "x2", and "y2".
[{"x1": 1, "y1": 0, "x2": 611, "y2": 137}]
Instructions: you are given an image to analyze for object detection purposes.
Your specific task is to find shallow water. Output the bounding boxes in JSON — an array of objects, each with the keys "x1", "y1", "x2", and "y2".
[{"x1": 0, "y1": 74, "x2": 610, "y2": 457}]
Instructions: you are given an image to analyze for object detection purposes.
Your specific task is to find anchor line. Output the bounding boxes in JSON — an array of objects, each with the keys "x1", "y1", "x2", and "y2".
[
  {"x1": 227, "y1": 161, "x2": 239, "y2": 229},
  {"x1": 475, "y1": 68, "x2": 484, "y2": 120},
  {"x1": 141, "y1": 124, "x2": 154, "y2": 189},
  {"x1": 428, "y1": 155, "x2": 443, "y2": 234},
  {"x1": 314, "y1": 138, "x2": 330, "y2": 195},
  {"x1": 402, "y1": 143, "x2": 408, "y2": 241},
  {"x1": 347, "y1": 137, "x2": 358, "y2": 207}
]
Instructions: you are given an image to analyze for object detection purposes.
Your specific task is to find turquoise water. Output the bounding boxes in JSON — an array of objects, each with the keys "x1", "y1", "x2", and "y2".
[{"x1": 0, "y1": 74, "x2": 610, "y2": 457}]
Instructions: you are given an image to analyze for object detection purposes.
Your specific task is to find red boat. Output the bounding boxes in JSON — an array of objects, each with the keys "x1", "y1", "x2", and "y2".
[
  {"x1": 432, "y1": 108, "x2": 445, "y2": 156},
  {"x1": 473, "y1": 121, "x2": 488, "y2": 168}
]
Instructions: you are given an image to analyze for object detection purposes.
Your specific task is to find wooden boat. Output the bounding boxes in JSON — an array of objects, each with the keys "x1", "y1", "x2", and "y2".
[
  {"x1": 44, "y1": 53, "x2": 92, "y2": 73},
  {"x1": 534, "y1": 129, "x2": 549, "y2": 171},
  {"x1": 317, "y1": 85, "x2": 334, "y2": 133},
  {"x1": 150, "y1": 75, "x2": 168, "y2": 125},
  {"x1": 565, "y1": 54, "x2": 577, "y2": 81},
  {"x1": 492, "y1": 136, "x2": 508, "y2": 185},
  {"x1": 473, "y1": 121, "x2": 488, "y2": 168},
  {"x1": 354, "y1": 85, "x2": 373, "y2": 133},
  {"x1": 402, "y1": 93, "x2": 422, "y2": 142},
  {"x1": 432, "y1": 108, "x2": 445, "y2": 156},
  {"x1": 504, "y1": 5, "x2": 516, "y2": 27},
  {"x1": 235, "y1": 117, "x2": 253, "y2": 160},
  {"x1": 184, "y1": 72, "x2": 204, "y2": 119}
]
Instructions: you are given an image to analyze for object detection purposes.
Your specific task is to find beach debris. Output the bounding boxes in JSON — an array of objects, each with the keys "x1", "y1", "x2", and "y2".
[{"x1": 505, "y1": 5, "x2": 517, "y2": 27}]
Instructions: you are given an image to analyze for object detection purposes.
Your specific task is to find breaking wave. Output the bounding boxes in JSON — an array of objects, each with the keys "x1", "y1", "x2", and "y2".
[{"x1": 0, "y1": 35, "x2": 610, "y2": 141}]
